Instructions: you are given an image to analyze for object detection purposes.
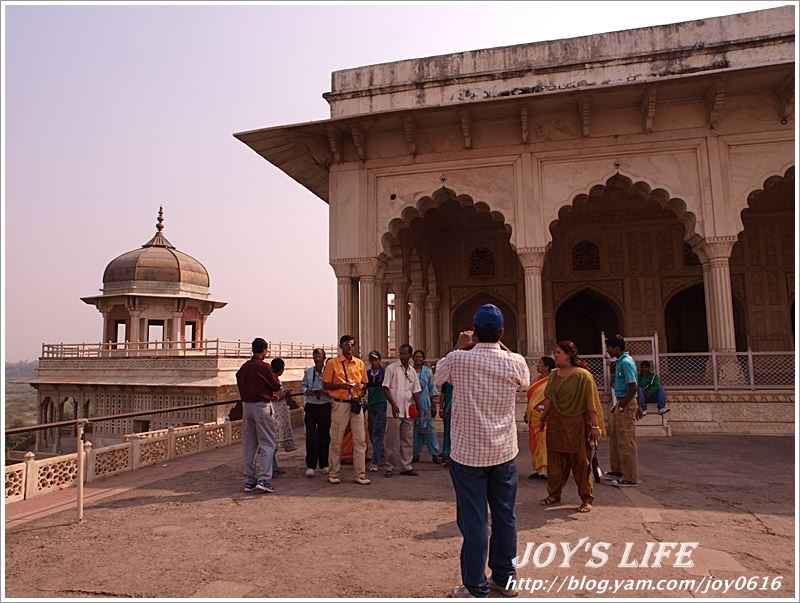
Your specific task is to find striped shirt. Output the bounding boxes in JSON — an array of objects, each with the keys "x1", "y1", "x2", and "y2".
[{"x1": 435, "y1": 342, "x2": 530, "y2": 467}]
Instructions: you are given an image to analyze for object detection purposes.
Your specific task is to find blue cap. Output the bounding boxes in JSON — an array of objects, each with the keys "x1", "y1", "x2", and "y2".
[{"x1": 473, "y1": 304, "x2": 504, "y2": 330}]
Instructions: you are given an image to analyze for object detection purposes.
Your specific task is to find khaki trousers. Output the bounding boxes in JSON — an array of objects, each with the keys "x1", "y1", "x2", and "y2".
[
  {"x1": 384, "y1": 417, "x2": 414, "y2": 472},
  {"x1": 329, "y1": 401, "x2": 367, "y2": 478},
  {"x1": 608, "y1": 401, "x2": 638, "y2": 483}
]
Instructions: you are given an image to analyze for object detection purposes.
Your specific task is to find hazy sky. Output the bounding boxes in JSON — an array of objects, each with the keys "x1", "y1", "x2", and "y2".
[{"x1": 2, "y1": 1, "x2": 790, "y2": 362}]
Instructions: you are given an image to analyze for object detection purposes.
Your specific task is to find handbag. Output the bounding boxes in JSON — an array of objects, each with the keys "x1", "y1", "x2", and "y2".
[{"x1": 591, "y1": 442, "x2": 603, "y2": 482}]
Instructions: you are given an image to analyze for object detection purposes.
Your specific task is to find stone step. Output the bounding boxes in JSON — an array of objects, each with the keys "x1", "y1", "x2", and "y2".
[{"x1": 637, "y1": 406, "x2": 671, "y2": 436}]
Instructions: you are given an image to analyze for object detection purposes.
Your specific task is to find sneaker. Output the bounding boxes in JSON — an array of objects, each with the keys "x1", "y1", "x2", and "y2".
[
  {"x1": 255, "y1": 481, "x2": 275, "y2": 493},
  {"x1": 368, "y1": 463, "x2": 379, "y2": 472},
  {"x1": 610, "y1": 479, "x2": 637, "y2": 487},
  {"x1": 488, "y1": 578, "x2": 519, "y2": 597},
  {"x1": 320, "y1": 467, "x2": 330, "y2": 475},
  {"x1": 328, "y1": 476, "x2": 341, "y2": 484},
  {"x1": 354, "y1": 475, "x2": 371, "y2": 485},
  {"x1": 641, "y1": 409, "x2": 648, "y2": 416},
  {"x1": 384, "y1": 469, "x2": 394, "y2": 478},
  {"x1": 243, "y1": 482, "x2": 257, "y2": 493},
  {"x1": 305, "y1": 468, "x2": 315, "y2": 478},
  {"x1": 447, "y1": 585, "x2": 475, "y2": 598},
  {"x1": 400, "y1": 469, "x2": 419, "y2": 476},
  {"x1": 658, "y1": 408, "x2": 671, "y2": 415},
  {"x1": 604, "y1": 471, "x2": 623, "y2": 479},
  {"x1": 432, "y1": 455, "x2": 441, "y2": 464}
]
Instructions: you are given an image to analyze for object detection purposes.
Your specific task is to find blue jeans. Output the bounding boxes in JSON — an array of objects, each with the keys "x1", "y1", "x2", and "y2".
[
  {"x1": 449, "y1": 459, "x2": 518, "y2": 597},
  {"x1": 242, "y1": 401, "x2": 276, "y2": 484},
  {"x1": 639, "y1": 386, "x2": 667, "y2": 411},
  {"x1": 414, "y1": 426, "x2": 440, "y2": 458},
  {"x1": 367, "y1": 407, "x2": 387, "y2": 465}
]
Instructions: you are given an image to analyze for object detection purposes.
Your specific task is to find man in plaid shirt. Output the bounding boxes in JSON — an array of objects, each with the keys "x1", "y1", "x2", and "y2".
[{"x1": 435, "y1": 304, "x2": 530, "y2": 598}]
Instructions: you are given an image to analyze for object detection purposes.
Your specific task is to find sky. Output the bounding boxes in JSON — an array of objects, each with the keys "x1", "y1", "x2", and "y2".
[{"x1": 2, "y1": 1, "x2": 793, "y2": 362}]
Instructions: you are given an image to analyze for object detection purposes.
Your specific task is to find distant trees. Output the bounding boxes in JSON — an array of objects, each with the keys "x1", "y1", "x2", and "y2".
[{"x1": 5, "y1": 360, "x2": 38, "y2": 380}]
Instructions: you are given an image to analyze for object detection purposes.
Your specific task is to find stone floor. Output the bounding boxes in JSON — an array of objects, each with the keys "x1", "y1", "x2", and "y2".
[{"x1": 4, "y1": 433, "x2": 796, "y2": 598}]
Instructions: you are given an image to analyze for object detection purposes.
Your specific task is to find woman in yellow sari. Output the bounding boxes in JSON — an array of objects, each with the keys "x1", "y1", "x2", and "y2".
[
  {"x1": 525, "y1": 356, "x2": 556, "y2": 480},
  {"x1": 539, "y1": 341, "x2": 605, "y2": 513}
]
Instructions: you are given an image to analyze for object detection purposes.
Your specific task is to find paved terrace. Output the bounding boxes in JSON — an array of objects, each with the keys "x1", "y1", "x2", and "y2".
[{"x1": 4, "y1": 433, "x2": 795, "y2": 598}]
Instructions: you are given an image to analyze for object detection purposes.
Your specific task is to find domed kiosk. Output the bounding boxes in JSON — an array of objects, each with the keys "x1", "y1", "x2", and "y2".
[
  {"x1": 81, "y1": 208, "x2": 226, "y2": 348},
  {"x1": 30, "y1": 209, "x2": 241, "y2": 452}
]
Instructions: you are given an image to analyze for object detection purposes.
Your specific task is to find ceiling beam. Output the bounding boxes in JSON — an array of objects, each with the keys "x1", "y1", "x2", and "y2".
[
  {"x1": 641, "y1": 87, "x2": 657, "y2": 133},
  {"x1": 578, "y1": 96, "x2": 591, "y2": 137},
  {"x1": 458, "y1": 109, "x2": 473, "y2": 149},
  {"x1": 705, "y1": 80, "x2": 726, "y2": 130},
  {"x1": 403, "y1": 114, "x2": 417, "y2": 156}
]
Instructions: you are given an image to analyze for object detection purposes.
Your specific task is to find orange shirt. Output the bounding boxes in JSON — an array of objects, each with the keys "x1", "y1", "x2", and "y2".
[{"x1": 321, "y1": 355, "x2": 368, "y2": 401}]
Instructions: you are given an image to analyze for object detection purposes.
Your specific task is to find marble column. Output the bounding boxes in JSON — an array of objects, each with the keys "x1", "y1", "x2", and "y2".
[
  {"x1": 357, "y1": 260, "x2": 381, "y2": 358},
  {"x1": 424, "y1": 294, "x2": 440, "y2": 357},
  {"x1": 128, "y1": 311, "x2": 141, "y2": 351},
  {"x1": 170, "y1": 312, "x2": 183, "y2": 348},
  {"x1": 335, "y1": 273, "x2": 354, "y2": 338},
  {"x1": 693, "y1": 237, "x2": 738, "y2": 352},
  {"x1": 377, "y1": 278, "x2": 388, "y2": 356},
  {"x1": 393, "y1": 282, "x2": 410, "y2": 351},
  {"x1": 409, "y1": 289, "x2": 426, "y2": 351},
  {"x1": 518, "y1": 247, "x2": 547, "y2": 357}
]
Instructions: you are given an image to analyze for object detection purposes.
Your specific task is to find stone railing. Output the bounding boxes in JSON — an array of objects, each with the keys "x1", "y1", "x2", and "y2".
[
  {"x1": 4, "y1": 419, "x2": 244, "y2": 504},
  {"x1": 40, "y1": 339, "x2": 338, "y2": 359}
]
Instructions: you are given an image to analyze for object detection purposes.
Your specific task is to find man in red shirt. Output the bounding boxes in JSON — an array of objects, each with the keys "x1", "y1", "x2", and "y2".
[{"x1": 236, "y1": 337, "x2": 282, "y2": 493}]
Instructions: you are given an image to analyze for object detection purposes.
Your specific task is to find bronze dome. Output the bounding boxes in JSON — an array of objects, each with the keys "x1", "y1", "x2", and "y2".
[{"x1": 101, "y1": 208, "x2": 210, "y2": 290}]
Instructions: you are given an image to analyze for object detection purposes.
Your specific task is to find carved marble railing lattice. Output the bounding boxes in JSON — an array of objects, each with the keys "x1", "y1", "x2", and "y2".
[
  {"x1": 36, "y1": 456, "x2": 78, "y2": 494},
  {"x1": 138, "y1": 438, "x2": 168, "y2": 467},
  {"x1": 5, "y1": 464, "x2": 25, "y2": 503},
  {"x1": 204, "y1": 425, "x2": 225, "y2": 449},
  {"x1": 94, "y1": 445, "x2": 131, "y2": 478},
  {"x1": 231, "y1": 421, "x2": 243, "y2": 442},
  {"x1": 175, "y1": 431, "x2": 201, "y2": 457}
]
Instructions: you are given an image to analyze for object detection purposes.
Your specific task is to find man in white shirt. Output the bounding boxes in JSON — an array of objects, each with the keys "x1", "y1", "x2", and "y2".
[
  {"x1": 382, "y1": 343, "x2": 421, "y2": 477},
  {"x1": 435, "y1": 304, "x2": 530, "y2": 598}
]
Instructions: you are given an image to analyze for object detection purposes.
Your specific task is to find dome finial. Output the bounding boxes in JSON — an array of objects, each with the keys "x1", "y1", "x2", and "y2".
[{"x1": 142, "y1": 206, "x2": 175, "y2": 249}]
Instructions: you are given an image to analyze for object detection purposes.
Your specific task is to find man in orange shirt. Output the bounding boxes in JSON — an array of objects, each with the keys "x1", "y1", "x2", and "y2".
[{"x1": 322, "y1": 334, "x2": 370, "y2": 485}]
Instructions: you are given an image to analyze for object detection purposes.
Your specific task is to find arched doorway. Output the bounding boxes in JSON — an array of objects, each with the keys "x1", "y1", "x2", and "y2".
[
  {"x1": 451, "y1": 294, "x2": 517, "y2": 351},
  {"x1": 730, "y1": 166, "x2": 794, "y2": 351},
  {"x1": 555, "y1": 289, "x2": 620, "y2": 354},
  {"x1": 665, "y1": 285, "x2": 708, "y2": 352}
]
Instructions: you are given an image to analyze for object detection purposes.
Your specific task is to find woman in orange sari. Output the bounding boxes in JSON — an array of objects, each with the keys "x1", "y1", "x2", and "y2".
[{"x1": 525, "y1": 356, "x2": 556, "y2": 480}]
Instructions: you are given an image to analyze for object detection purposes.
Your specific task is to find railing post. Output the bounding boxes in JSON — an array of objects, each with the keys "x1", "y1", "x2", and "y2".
[
  {"x1": 747, "y1": 348, "x2": 755, "y2": 390},
  {"x1": 167, "y1": 426, "x2": 176, "y2": 460},
  {"x1": 76, "y1": 419, "x2": 87, "y2": 522},
  {"x1": 84, "y1": 441, "x2": 95, "y2": 483},
  {"x1": 711, "y1": 351, "x2": 719, "y2": 391},
  {"x1": 223, "y1": 418, "x2": 232, "y2": 446},
  {"x1": 198, "y1": 423, "x2": 207, "y2": 452},
  {"x1": 131, "y1": 438, "x2": 141, "y2": 470},
  {"x1": 24, "y1": 451, "x2": 36, "y2": 500}
]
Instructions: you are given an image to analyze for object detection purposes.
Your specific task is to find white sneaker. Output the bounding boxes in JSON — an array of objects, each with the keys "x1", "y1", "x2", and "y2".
[
  {"x1": 305, "y1": 468, "x2": 315, "y2": 478},
  {"x1": 321, "y1": 467, "x2": 330, "y2": 474},
  {"x1": 368, "y1": 463, "x2": 379, "y2": 472},
  {"x1": 328, "y1": 476, "x2": 341, "y2": 484},
  {"x1": 354, "y1": 475, "x2": 371, "y2": 485},
  {"x1": 642, "y1": 409, "x2": 648, "y2": 416}
]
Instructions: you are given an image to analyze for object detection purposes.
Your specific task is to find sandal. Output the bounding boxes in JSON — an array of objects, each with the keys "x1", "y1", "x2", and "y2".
[
  {"x1": 540, "y1": 495, "x2": 561, "y2": 506},
  {"x1": 577, "y1": 502, "x2": 592, "y2": 513}
]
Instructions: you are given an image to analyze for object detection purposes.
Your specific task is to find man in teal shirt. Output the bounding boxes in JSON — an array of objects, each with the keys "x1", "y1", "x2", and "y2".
[
  {"x1": 638, "y1": 360, "x2": 669, "y2": 416},
  {"x1": 606, "y1": 334, "x2": 640, "y2": 487}
]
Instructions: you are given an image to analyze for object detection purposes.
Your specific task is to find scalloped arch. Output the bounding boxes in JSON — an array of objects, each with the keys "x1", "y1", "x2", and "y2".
[
  {"x1": 381, "y1": 186, "x2": 512, "y2": 257},
  {"x1": 549, "y1": 173, "x2": 698, "y2": 241}
]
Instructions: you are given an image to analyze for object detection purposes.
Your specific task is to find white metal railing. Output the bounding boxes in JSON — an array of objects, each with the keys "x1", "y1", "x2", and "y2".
[
  {"x1": 40, "y1": 339, "x2": 338, "y2": 359},
  {"x1": 582, "y1": 351, "x2": 795, "y2": 392}
]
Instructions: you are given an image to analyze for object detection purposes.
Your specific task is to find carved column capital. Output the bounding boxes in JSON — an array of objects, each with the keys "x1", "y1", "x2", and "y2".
[
  {"x1": 691, "y1": 236, "x2": 738, "y2": 263},
  {"x1": 517, "y1": 247, "x2": 547, "y2": 270}
]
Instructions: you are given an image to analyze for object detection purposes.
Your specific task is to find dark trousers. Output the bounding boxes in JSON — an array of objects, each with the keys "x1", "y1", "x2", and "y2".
[
  {"x1": 449, "y1": 459, "x2": 518, "y2": 597},
  {"x1": 304, "y1": 403, "x2": 331, "y2": 470},
  {"x1": 367, "y1": 407, "x2": 387, "y2": 465}
]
